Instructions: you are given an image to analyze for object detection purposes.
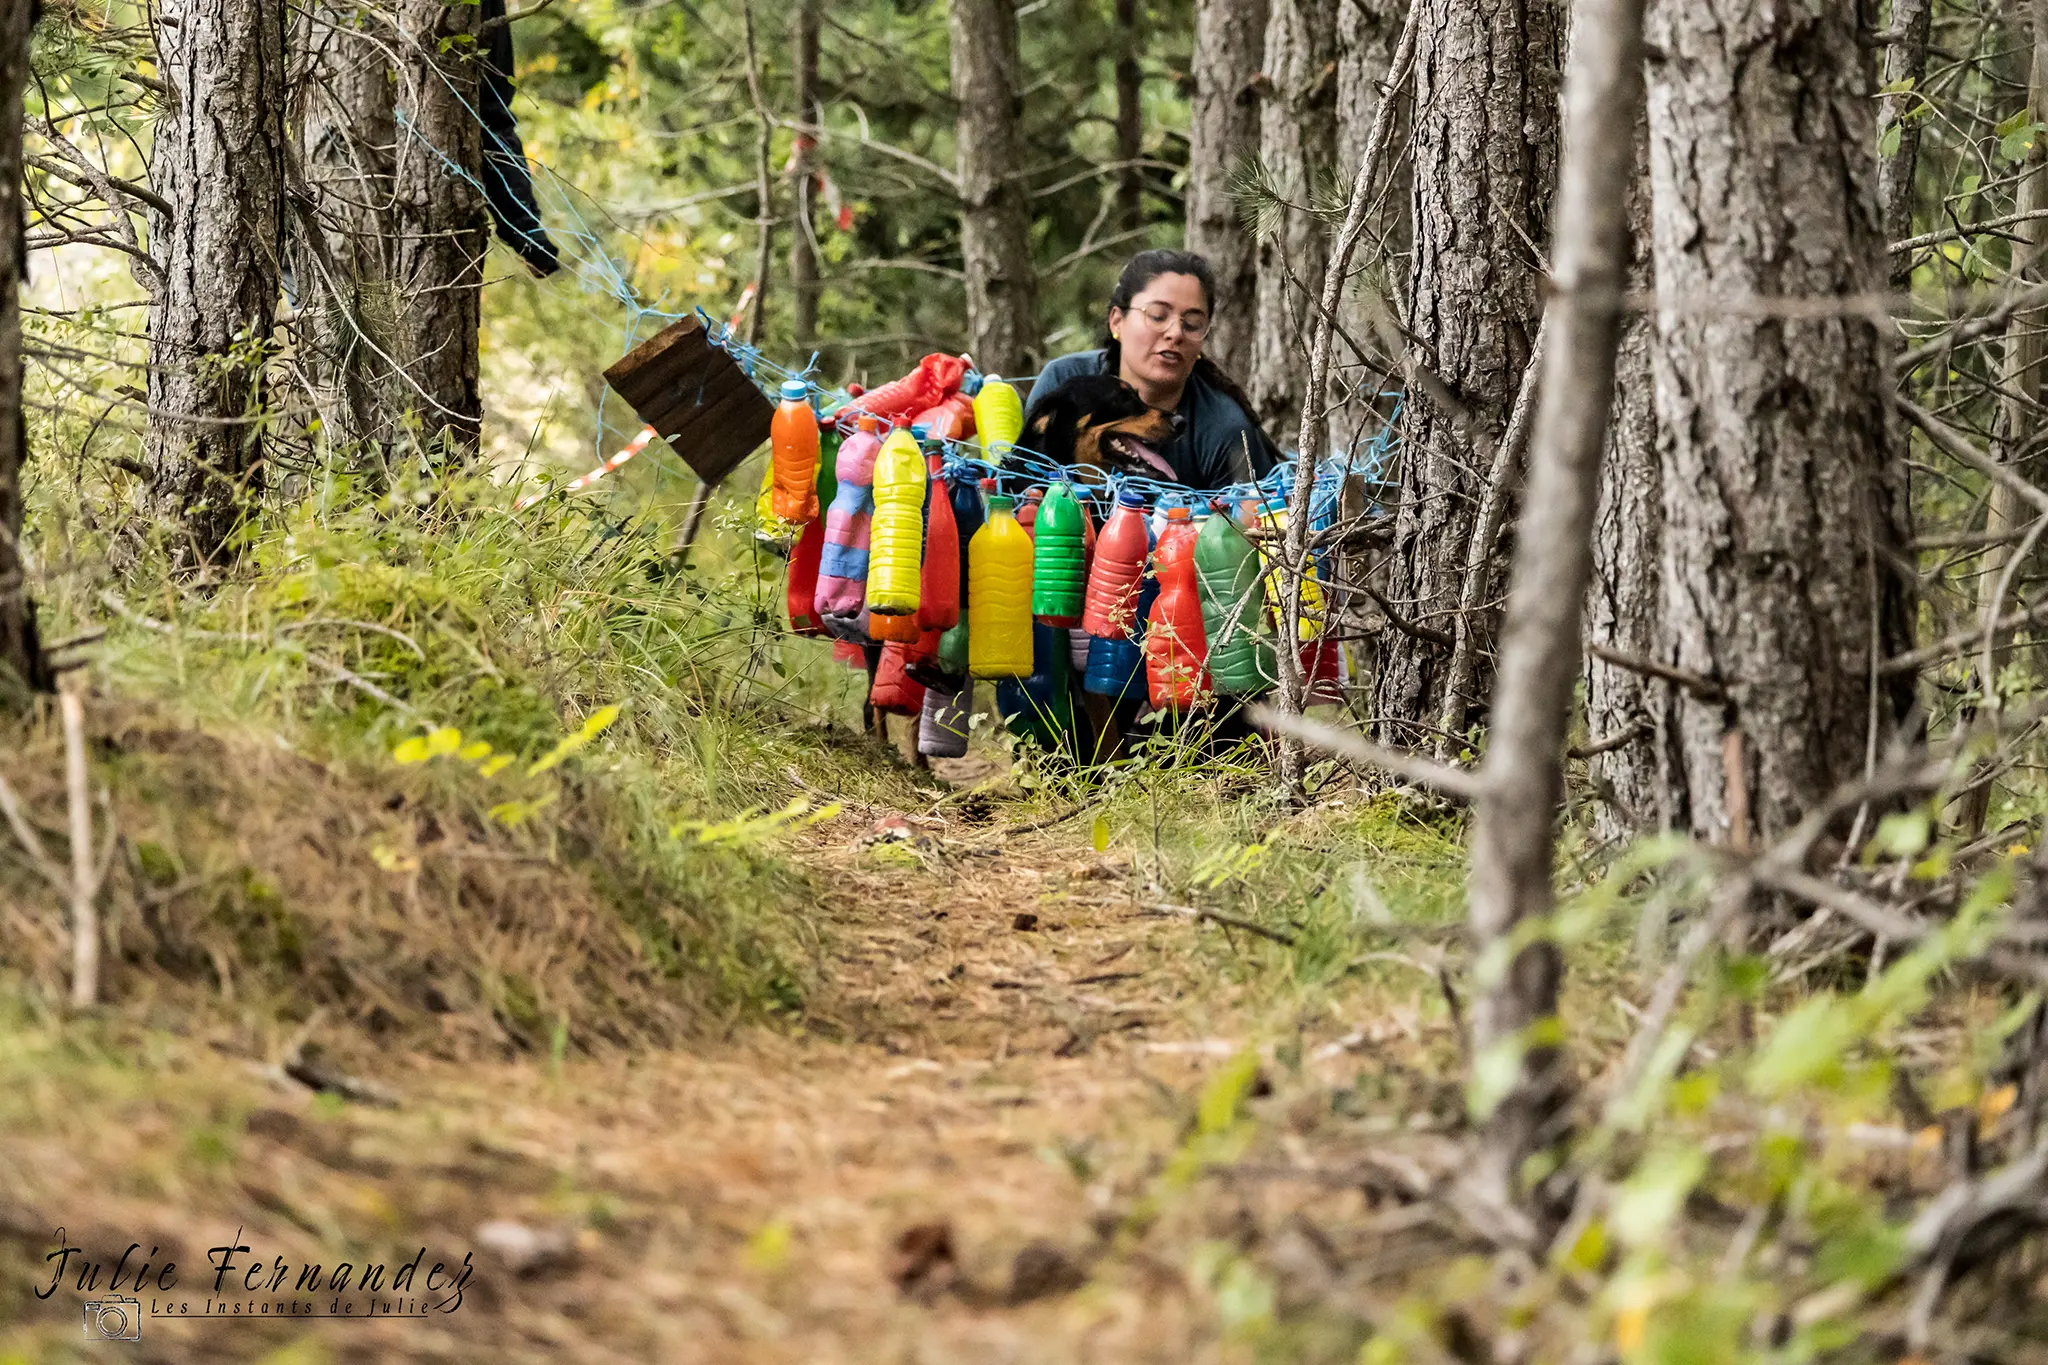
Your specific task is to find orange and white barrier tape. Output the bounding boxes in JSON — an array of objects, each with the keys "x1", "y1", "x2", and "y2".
[{"x1": 514, "y1": 425, "x2": 657, "y2": 510}]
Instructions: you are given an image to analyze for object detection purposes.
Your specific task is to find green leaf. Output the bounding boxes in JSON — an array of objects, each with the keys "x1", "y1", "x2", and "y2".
[
  {"x1": 1197, "y1": 1050, "x2": 1263, "y2": 1136},
  {"x1": 1878, "y1": 121, "x2": 1902, "y2": 160},
  {"x1": 1749, "y1": 995, "x2": 1858, "y2": 1096},
  {"x1": 1866, "y1": 808, "x2": 1930, "y2": 863},
  {"x1": 1610, "y1": 1147, "x2": 1707, "y2": 1247}
]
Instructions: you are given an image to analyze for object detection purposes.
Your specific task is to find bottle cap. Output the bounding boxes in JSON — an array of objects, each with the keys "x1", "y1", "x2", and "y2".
[
  {"x1": 857, "y1": 413, "x2": 880, "y2": 433},
  {"x1": 1117, "y1": 488, "x2": 1147, "y2": 508},
  {"x1": 779, "y1": 379, "x2": 809, "y2": 402},
  {"x1": 962, "y1": 372, "x2": 984, "y2": 396},
  {"x1": 980, "y1": 477, "x2": 998, "y2": 493},
  {"x1": 989, "y1": 494, "x2": 1014, "y2": 512},
  {"x1": 1166, "y1": 505, "x2": 1191, "y2": 520},
  {"x1": 910, "y1": 424, "x2": 930, "y2": 441}
]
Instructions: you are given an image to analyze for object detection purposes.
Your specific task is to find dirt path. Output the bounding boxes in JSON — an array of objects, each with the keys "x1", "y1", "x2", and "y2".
[{"x1": 5, "y1": 790, "x2": 1302, "y2": 1364}]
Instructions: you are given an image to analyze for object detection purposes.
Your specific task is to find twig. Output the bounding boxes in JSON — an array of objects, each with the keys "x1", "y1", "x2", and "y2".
[
  {"x1": 1248, "y1": 706, "x2": 1486, "y2": 800},
  {"x1": 1146, "y1": 902, "x2": 1298, "y2": 946},
  {"x1": 1585, "y1": 642, "x2": 1726, "y2": 702},
  {"x1": 61, "y1": 693, "x2": 98, "y2": 1009},
  {"x1": 1879, "y1": 595, "x2": 2048, "y2": 676},
  {"x1": 0, "y1": 772, "x2": 65, "y2": 888}
]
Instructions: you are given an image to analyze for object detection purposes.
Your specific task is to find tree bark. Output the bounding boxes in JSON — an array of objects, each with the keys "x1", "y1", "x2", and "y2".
[
  {"x1": 391, "y1": 0, "x2": 486, "y2": 463},
  {"x1": 1374, "y1": 0, "x2": 1558, "y2": 749},
  {"x1": 1645, "y1": 0, "x2": 1916, "y2": 845},
  {"x1": 1247, "y1": 0, "x2": 1337, "y2": 447},
  {"x1": 1329, "y1": 0, "x2": 1405, "y2": 454},
  {"x1": 0, "y1": 0, "x2": 47, "y2": 702},
  {"x1": 1114, "y1": 0, "x2": 1144, "y2": 233},
  {"x1": 145, "y1": 0, "x2": 289, "y2": 566},
  {"x1": 1978, "y1": 2, "x2": 2048, "y2": 728},
  {"x1": 950, "y1": 0, "x2": 1040, "y2": 376},
  {"x1": 791, "y1": 0, "x2": 822, "y2": 353},
  {"x1": 299, "y1": 4, "x2": 400, "y2": 459},
  {"x1": 1186, "y1": 0, "x2": 1268, "y2": 381},
  {"x1": 1877, "y1": 0, "x2": 1931, "y2": 294},
  {"x1": 1583, "y1": 119, "x2": 1679, "y2": 838},
  {"x1": 1467, "y1": 0, "x2": 1645, "y2": 1231}
]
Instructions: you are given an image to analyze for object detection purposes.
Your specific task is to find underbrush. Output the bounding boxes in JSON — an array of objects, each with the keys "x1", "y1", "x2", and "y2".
[{"x1": 2, "y1": 462, "x2": 937, "y2": 1055}]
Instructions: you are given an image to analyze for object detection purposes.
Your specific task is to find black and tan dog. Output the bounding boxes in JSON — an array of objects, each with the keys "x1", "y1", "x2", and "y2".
[{"x1": 1020, "y1": 373, "x2": 1178, "y2": 479}]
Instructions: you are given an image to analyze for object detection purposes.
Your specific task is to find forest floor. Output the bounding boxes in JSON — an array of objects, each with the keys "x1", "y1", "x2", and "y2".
[{"x1": 1, "y1": 740, "x2": 1472, "y2": 1365}]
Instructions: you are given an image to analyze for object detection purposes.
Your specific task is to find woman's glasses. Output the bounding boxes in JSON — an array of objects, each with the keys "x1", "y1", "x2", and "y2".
[{"x1": 1131, "y1": 302, "x2": 1211, "y2": 340}]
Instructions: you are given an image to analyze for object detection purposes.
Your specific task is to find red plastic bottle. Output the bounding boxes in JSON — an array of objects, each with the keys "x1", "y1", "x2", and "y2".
[
  {"x1": 871, "y1": 641, "x2": 928, "y2": 717},
  {"x1": 910, "y1": 390, "x2": 977, "y2": 443},
  {"x1": 1146, "y1": 506, "x2": 1210, "y2": 710},
  {"x1": 1017, "y1": 486, "x2": 1045, "y2": 537},
  {"x1": 786, "y1": 513, "x2": 826, "y2": 636},
  {"x1": 1082, "y1": 488, "x2": 1150, "y2": 640},
  {"x1": 918, "y1": 456, "x2": 962, "y2": 631}
]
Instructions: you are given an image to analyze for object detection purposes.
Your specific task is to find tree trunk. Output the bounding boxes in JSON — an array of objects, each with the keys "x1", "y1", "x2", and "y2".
[
  {"x1": 1877, "y1": 0, "x2": 1931, "y2": 293},
  {"x1": 1247, "y1": 0, "x2": 1337, "y2": 447},
  {"x1": 145, "y1": 0, "x2": 288, "y2": 566},
  {"x1": 391, "y1": 0, "x2": 486, "y2": 463},
  {"x1": 1114, "y1": 0, "x2": 1144, "y2": 233},
  {"x1": 1645, "y1": 0, "x2": 1916, "y2": 845},
  {"x1": 791, "y1": 0, "x2": 822, "y2": 353},
  {"x1": 1972, "y1": 0, "x2": 2048, "y2": 829},
  {"x1": 1467, "y1": 0, "x2": 1645, "y2": 1232},
  {"x1": 1186, "y1": 0, "x2": 1268, "y2": 381},
  {"x1": 1583, "y1": 120, "x2": 1680, "y2": 838},
  {"x1": 0, "y1": 0, "x2": 46, "y2": 702},
  {"x1": 1329, "y1": 0, "x2": 1405, "y2": 455},
  {"x1": 950, "y1": 0, "x2": 1040, "y2": 376},
  {"x1": 1374, "y1": 0, "x2": 1558, "y2": 750},
  {"x1": 300, "y1": 5, "x2": 400, "y2": 459}
]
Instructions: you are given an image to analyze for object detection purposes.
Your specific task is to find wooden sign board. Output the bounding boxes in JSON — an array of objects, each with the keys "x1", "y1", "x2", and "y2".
[{"x1": 602, "y1": 314, "x2": 774, "y2": 486}]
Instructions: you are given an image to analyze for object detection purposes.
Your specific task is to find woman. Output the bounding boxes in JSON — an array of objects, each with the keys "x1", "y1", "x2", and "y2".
[{"x1": 1028, "y1": 250, "x2": 1279, "y2": 488}]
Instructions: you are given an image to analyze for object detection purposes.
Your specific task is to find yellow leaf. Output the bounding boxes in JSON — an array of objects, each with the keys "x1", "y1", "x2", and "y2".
[
  {"x1": 459, "y1": 740, "x2": 493, "y2": 762},
  {"x1": 579, "y1": 704, "x2": 622, "y2": 740},
  {"x1": 1091, "y1": 814, "x2": 1109, "y2": 852},
  {"x1": 478, "y1": 755, "x2": 513, "y2": 778},
  {"x1": 1613, "y1": 1303, "x2": 1648, "y2": 1353},
  {"x1": 426, "y1": 726, "x2": 463, "y2": 757},
  {"x1": 392, "y1": 736, "x2": 431, "y2": 764},
  {"x1": 1980, "y1": 1084, "x2": 2019, "y2": 1125}
]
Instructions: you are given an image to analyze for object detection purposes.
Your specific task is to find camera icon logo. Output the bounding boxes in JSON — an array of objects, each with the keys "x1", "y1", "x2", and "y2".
[{"x1": 83, "y1": 1295, "x2": 141, "y2": 1341}]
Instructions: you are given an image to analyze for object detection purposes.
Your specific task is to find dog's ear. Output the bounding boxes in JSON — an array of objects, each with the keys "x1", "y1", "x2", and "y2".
[{"x1": 1028, "y1": 411, "x2": 1053, "y2": 437}]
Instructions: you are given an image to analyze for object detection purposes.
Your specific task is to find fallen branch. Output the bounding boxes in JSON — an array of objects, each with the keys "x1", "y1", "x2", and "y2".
[
  {"x1": 1145, "y1": 903, "x2": 1298, "y2": 946},
  {"x1": 1247, "y1": 707, "x2": 1486, "y2": 800}
]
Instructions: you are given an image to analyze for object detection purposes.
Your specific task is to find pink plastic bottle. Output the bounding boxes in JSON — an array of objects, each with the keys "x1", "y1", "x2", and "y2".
[{"x1": 814, "y1": 414, "x2": 882, "y2": 614}]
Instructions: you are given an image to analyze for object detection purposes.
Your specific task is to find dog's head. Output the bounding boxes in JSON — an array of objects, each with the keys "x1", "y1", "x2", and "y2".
[{"x1": 1020, "y1": 374, "x2": 1178, "y2": 480}]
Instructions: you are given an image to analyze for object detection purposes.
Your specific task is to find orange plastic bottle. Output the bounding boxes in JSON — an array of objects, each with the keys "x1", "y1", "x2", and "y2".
[
  {"x1": 769, "y1": 380, "x2": 821, "y2": 521},
  {"x1": 969, "y1": 483, "x2": 1035, "y2": 677},
  {"x1": 865, "y1": 426, "x2": 926, "y2": 616}
]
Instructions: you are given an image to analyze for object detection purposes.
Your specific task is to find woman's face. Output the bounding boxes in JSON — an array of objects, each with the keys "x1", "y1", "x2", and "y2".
[{"x1": 1110, "y1": 272, "x2": 1209, "y2": 393}]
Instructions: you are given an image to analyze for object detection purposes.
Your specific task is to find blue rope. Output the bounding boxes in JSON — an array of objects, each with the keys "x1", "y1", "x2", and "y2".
[{"x1": 395, "y1": 55, "x2": 1406, "y2": 508}]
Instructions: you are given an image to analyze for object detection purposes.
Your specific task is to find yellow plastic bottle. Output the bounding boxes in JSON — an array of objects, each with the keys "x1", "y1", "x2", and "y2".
[
  {"x1": 972, "y1": 375, "x2": 1025, "y2": 462},
  {"x1": 969, "y1": 487, "x2": 1035, "y2": 677},
  {"x1": 865, "y1": 426, "x2": 927, "y2": 616},
  {"x1": 1255, "y1": 506, "x2": 1324, "y2": 640}
]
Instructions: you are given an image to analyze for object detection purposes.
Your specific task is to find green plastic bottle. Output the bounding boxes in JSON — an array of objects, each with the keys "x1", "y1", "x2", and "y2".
[
  {"x1": 1194, "y1": 503, "x2": 1275, "y2": 696},
  {"x1": 1032, "y1": 482, "x2": 1086, "y2": 625}
]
